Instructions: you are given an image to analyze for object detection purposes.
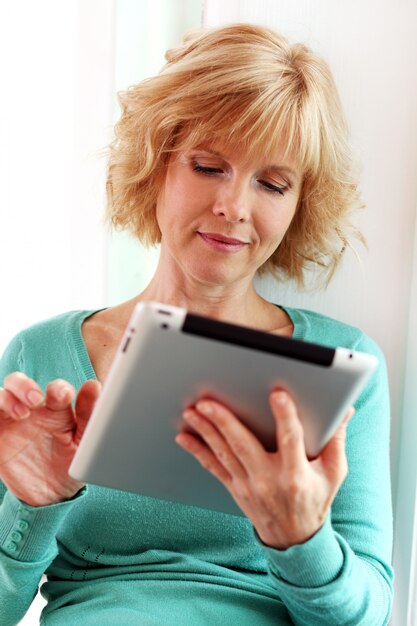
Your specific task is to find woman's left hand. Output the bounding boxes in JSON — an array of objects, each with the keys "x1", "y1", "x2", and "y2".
[{"x1": 176, "y1": 390, "x2": 354, "y2": 550}]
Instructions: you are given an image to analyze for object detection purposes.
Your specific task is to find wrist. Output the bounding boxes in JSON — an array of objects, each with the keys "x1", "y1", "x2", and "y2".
[
  {"x1": 256, "y1": 518, "x2": 326, "y2": 551},
  {"x1": 0, "y1": 487, "x2": 88, "y2": 562},
  {"x1": 254, "y1": 516, "x2": 345, "y2": 587},
  {"x1": 8, "y1": 482, "x2": 85, "y2": 508}
]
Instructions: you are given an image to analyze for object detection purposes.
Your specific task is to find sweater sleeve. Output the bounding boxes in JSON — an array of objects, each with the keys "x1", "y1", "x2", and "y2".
[
  {"x1": 0, "y1": 333, "x2": 88, "y2": 626},
  {"x1": 0, "y1": 486, "x2": 88, "y2": 626},
  {"x1": 255, "y1": 334, "x2": 394, "y2": 625}
]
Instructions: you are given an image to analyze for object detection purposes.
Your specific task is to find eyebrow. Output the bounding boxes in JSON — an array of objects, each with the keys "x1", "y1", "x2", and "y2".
[{"x1": 267, "y1": 165, "x2": 301, "y2": 183}]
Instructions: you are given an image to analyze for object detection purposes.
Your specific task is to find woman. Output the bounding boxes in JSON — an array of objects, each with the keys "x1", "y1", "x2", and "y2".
[{"x1": 0, "y1": 24, "x2": 393, "y2": 625}]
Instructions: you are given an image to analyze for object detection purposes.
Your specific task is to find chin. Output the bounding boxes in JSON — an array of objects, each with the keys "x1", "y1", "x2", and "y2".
[{"x1": 191, "y1": 266, "x2": 248, "y2": 288}]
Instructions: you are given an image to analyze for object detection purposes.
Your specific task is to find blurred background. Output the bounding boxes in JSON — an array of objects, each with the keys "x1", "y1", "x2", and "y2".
[{"x1": 0, "y1": 1, "x2": 416, "y2": 623}]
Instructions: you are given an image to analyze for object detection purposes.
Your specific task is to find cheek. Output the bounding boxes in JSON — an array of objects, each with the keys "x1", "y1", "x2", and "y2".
[
  {"x1": 155, "y1": 184, "x2": 180, "y2": 228},
  {"x1": 256, "y1": 203, "x2": 297, "y2": 255},
  {"x1": 155, "y1": 195, "x2": 166, "y2": 231},
  {"x1": 275, "y1": 198, "x2": 299, "y2": 231},
  {"x1": 261, "y1": 208, "x2": 294, "y2": 239}
]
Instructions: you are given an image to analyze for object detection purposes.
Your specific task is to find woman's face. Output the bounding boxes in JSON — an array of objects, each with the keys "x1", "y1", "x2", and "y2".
[{"x1": 155, "y1": 141, "x2": 302, "y2": 289}]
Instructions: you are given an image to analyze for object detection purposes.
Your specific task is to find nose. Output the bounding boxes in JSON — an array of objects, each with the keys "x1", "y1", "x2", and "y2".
[{"x1": 212, "y1": 180, "x2": 250, "y2": 223}]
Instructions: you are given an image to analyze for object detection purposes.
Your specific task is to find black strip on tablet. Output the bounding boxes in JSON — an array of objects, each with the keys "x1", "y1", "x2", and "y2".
[{"x1": 182, "y1": 313, "x2": 334, "y2": 367}]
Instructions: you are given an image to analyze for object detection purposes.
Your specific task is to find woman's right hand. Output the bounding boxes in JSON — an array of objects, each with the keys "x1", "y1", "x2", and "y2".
[{"x1": 0, "y1": 372, "x2": 101, "y2": 507}]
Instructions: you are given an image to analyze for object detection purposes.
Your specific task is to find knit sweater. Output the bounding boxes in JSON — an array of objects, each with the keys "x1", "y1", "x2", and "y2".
[{"x1": 0, "y1": 307, "x2": 394, "y2": 626}]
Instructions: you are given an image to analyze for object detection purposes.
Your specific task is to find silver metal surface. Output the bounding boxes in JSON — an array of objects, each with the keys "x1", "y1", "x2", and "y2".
[{"x1": 70, "y1": 302, "x2": 377, "y2": 515}]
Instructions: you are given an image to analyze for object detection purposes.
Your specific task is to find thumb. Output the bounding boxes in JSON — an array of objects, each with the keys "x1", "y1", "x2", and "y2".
[{"x1": 73, "y1": 379, "x2": 102, "y2": 445}]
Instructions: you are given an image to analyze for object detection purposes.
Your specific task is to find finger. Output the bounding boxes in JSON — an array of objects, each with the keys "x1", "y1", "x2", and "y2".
[
  {"x1": 194, "y1": 400, "x2": 265, "y2": 474},
  {"x1": 3, "y1": 372, "x2": 44, "y2": 409},
  {"x1": 319, "y1": 409, "x2": 353, "y2": 486},
  {"x1": 74, "y1": 380, "x2": 102, "y2": 445},
  {"x1": 0, "y1": 386, "x2": 31, "y2": 420},
  {"x1": 342, "y1": 406, "x2": 355, "y2": 426},
  {"x1": 182, "y1": 408, "x2": 247, "y2": 479},
  {"x1": 270, "y1": 390, "x2": 307, "y2": 471},
  {"x1": 45, "y1": 379, "x2": 76, "y2": 411},
  {"x1": 175, "y1": 430, "x2": 232, "y2": 485}
]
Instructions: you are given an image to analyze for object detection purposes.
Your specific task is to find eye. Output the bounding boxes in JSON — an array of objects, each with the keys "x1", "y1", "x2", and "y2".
[
  {"x1": 258, "y1": 179, "x2": 287, "y2": 196},
  {"x1": 192, "y1": 161, "x2": 224, "y2": 176}
]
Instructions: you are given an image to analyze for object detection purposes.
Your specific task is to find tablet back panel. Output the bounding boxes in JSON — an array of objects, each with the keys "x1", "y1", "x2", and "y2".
[{"x1": 69, "y1": 302, "x2": 377, "y2": 516}]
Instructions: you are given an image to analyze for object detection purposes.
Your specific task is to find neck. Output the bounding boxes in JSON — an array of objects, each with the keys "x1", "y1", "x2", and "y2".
[
  {"x1": 137, "y1": 277, "x2": 262, "y2": 326},
  {"x1": 127, "y1": 252, "x2": 269, "y2": 328},
  {"x1": 114, "y1": 250, "x2": 291, "y2": 335}
]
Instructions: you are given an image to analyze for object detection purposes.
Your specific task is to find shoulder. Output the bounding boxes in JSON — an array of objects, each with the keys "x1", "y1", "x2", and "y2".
[
  {"x1": 10, "y1": 310, "x2": 97, "y2": 347},
  {"x1": 283, "y1": 305, "x2": 383, "y2": 360},
  {"x1": 0, "y1": 309, "x2": 99, "y2": 382}
]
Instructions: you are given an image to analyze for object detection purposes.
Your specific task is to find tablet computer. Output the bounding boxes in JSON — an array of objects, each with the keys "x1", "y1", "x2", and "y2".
[{"x1": 69, "y1": 301, "x2": 377, "y2": 515}]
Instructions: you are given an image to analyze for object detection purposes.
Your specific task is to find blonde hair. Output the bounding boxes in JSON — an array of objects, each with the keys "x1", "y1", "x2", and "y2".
[{"x1": 106, "y1": 23, "x2": 364, "y2": 286}]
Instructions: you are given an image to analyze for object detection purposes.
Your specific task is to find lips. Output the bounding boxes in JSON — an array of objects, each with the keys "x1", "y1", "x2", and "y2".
[
  {"x1": 198, "y1": 232, "x2": 247, "y2": 245},
  {"x1": 197, "y1": 232, "x2": 248, "y2": 253}
]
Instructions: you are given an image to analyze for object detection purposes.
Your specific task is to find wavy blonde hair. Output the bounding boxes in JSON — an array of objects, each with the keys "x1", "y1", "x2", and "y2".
[{"x1": 106, "y1": 23, "x2": 364, "y2": 286}]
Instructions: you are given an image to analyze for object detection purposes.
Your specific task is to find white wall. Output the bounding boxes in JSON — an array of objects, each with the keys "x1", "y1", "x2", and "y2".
[
  {"x1": 0, "y1": 1, "x2": 116, "y2": 623},
  {"x1": 203, "y1": 1, "x2": 417, "y2": 624},
  {"x1": 0, "y1": 0, "x2": 115, "y2": 355}
]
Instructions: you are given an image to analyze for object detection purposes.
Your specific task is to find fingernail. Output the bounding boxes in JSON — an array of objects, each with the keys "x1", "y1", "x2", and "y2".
[
  {"x1": 57, "y1": 386, "x2": 71, "y2": 401},
  {"x1": 196, "y1": 401, "x2": 213, "y2": 415},
  {"x1": 273, "y1": 391, "x2": 287, "y2": 405},
  {"x1": 13, "y1": 404, "x2": 30, "y2": 419},
  {"x1": 183, "y1": 409, "x2": 197, "y2": 423},
  {"x1": 27, "y1": 390, "x2": 44, "y2": 407}
]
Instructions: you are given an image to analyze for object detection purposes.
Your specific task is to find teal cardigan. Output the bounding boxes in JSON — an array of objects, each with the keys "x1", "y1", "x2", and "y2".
[{"x1": 0, "y1": 307, "x2": 394, "y2": 625}]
